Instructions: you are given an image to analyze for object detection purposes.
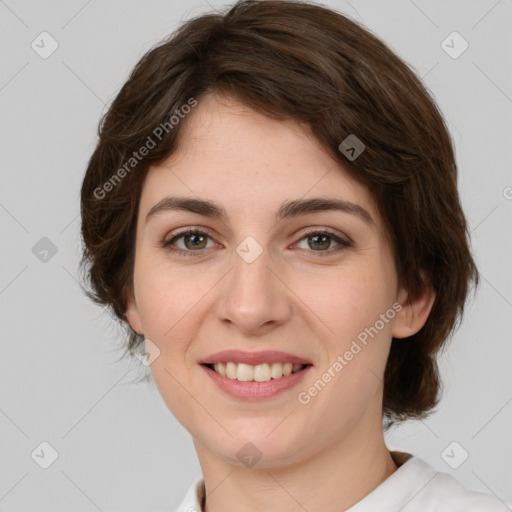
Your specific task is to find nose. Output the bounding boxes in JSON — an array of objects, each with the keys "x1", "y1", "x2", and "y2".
[{"x1": 215, "y1": 245, "x2": 293, "y2": 336}]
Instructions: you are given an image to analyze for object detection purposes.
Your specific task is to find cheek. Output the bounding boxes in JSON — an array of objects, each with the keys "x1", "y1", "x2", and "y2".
[
  {"x1": 297, "y1": 264, "x2": 396, "y2": 345},
  {"x1": 294, "y1": 270, "x2": 396, "y2": 428},
  {"x1": 134, "y1": 254, "x2": 206, "y2": 342},
  {"x1": 295, "y1": 265, "x2": 395, "y2": 393},
  {"x1": 136, "y1": 265, "x2": 207, "y2": 421}
]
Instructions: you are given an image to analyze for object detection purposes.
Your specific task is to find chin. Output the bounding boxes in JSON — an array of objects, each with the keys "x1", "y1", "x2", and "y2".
[{"x1": 205, "y1": 428, "x2": 310, "y2": 469}]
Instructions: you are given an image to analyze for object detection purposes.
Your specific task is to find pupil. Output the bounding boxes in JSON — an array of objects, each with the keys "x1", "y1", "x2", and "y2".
[
  {"x1": 188, "y1": 234, "x2": 204, "y2": 247},
  {"x1": 310, "y1": 235, "x2": 329, "y2": 250}
]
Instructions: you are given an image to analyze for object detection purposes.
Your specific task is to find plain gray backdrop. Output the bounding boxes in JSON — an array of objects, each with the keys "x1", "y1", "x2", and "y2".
[{"x1": 1, "y1": 0, "x2": 511, "y2": 510}]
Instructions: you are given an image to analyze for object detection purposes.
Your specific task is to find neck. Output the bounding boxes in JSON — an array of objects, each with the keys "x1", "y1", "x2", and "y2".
[{"x1": 194, "y1": 411, "x2": 398, "y2": 512}]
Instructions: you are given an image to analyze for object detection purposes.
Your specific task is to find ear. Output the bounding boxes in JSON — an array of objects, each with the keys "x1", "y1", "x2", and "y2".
[
  {"x1": 125, "y1": 288, "x2": 144, "y2": 336},
  {"x1": 392, "y1": 272, "x2": 436, "y2": 339}
]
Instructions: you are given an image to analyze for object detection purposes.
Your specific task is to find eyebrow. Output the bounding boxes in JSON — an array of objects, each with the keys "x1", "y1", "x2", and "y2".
[{"x1": 145, "y1": 196, "x2": 374, "y2": 226}]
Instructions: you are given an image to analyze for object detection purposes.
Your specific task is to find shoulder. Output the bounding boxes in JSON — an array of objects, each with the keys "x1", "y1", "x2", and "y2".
[
  {"x1": 422, "y1": 470, "x2": 509, "y2": 511},
  {"x1": 174, "y1": 476, "x2": 205, "y2": 512},
  {"x1": 390, "y1": 453, "x2": 510, "y2": 512},
  {"x1": 348, "y1": 452, "x2": 509, "y2": 511}
]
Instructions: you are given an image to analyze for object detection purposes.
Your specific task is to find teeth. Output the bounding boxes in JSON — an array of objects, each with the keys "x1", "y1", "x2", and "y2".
[
  {"x1": 283, "y1": 363, "x2": 293, "y2": 376},
  {"x1": 254, "y1": 363, "x2": 271, "y2": 382},
  {"x1": 237, "y1": 363, "x2": 254, "y2": 381},
  {"x1": 214, "y1": 362, "x2": 226, "y2": 377},
  {"x1": 270, "y1": 362, "x2": 283, "y2": 379},
  {"x1": 225, "y1": 362, "x2": 237, "y2": 379},
  {"x1": 211, "y1": 362, "x2": 305, "y2": 381}
]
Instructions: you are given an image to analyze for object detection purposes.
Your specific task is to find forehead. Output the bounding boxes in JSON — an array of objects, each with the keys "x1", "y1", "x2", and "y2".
[{"x1": 139, "y1": 93, "x2": 381, "y2": 229}]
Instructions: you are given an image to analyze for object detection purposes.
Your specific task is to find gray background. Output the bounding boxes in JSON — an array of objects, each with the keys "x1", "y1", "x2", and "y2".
[{"x1": 0, "y1": 0, "x2": 511, "y2": 510}]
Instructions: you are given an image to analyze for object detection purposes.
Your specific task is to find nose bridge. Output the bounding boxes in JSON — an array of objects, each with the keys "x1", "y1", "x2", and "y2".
[{"x1": 216, "y1": 236, "x2": 291, "y2": 333}]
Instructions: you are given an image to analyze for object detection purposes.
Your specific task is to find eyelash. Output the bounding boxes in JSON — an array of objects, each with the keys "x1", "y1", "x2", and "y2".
[{"x1": 160, "y1": 226, "x2": 352, "y2": 258}]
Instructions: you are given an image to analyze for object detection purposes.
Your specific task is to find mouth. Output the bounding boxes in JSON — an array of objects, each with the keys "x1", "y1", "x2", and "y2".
[
  {"x1": 202, "y1": 361, "x2": 311, "y2": 382},
  {"x1": 201, "y1": 361, "x2": 312, "y2": 400},
  {"x1": 199, "y1": 349, "x2": 313, "y2": 399}
]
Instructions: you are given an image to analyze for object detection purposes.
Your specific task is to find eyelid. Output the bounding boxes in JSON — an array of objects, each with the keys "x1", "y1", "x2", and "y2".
[{"x1": 296, "y1": 227, "x2": 352, "y2": 245}]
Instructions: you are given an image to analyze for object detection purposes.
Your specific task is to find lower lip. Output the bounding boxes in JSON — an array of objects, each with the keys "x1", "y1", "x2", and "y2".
[{"x1": 201, "y1": 364, "x2": 312, "y2": 400}]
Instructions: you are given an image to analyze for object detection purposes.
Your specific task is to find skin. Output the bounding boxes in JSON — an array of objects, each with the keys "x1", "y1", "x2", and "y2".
[{"x1": 126, "y1": 92, "x2": 436, "y2": 512}]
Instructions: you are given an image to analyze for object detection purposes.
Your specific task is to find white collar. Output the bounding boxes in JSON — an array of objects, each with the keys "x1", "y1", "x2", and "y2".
[{"x1": 174, "y1": 451, "x2": 508, "y2": 511}]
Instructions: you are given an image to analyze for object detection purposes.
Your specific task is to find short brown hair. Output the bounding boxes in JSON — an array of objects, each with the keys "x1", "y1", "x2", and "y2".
[{"x1": 80, "y1": 0, "x2": 478, "y2": 427}]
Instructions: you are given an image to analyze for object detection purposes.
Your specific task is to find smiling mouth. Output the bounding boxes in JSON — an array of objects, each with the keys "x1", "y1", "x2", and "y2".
[{"x1": 203, "y1": 362, "x2": 311, "y2": 382}]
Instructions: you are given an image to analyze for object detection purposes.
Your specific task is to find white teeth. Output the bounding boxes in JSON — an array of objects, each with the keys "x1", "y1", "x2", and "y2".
[
  {"x1": 236, "y1": 363, "x2": 254, "y2": 382},
  {"x1": 283, "y1": 363, "x2": 293, "y2": 376},
  {"x1": 211, "y1": 361, "x2": 306, "y2": 381},
  {"x1": 226, "y1": 362, "x2": 237, "y2": 379},
  {"x1": 270, "y1": 362, "x2": 283, "y2": 379},
  {"x1": 213, "y1": 362, "x2": 226, "y2": 376},
  {"x1": 253, "y1": 363, "x2": 271, "y2": 382}
]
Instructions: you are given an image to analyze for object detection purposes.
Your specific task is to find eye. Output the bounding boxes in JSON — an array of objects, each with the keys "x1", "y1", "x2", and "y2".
[
  {"x1": 160, "y1": 227, "x2": 351, "y2": 258},
  {"x1": 294, "y1": 229, "x2": 351, "y2": 256},
  {"x1": 161, "y1": 228, "x2": 217, "y2": 255}
]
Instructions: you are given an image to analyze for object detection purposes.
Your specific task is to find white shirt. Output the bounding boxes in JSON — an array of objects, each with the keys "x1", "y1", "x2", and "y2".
[{"x1": 174, "y1": 451, "x2": 510, "y2": 511}]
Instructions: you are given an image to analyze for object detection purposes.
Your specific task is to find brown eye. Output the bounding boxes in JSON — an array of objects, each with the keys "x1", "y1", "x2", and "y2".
[
  {"x1": 181, "y1": 233, "x2": 208, "y2": 250},
  {"x1": 307, "y1": 234, "x2": 332, "y2": 251},
  {"x1": 295, "y1": 229, "x2": 351, "y2": 256},
  {"x1": 162, "y1": 228, "x2": 216, "y2": 255}
]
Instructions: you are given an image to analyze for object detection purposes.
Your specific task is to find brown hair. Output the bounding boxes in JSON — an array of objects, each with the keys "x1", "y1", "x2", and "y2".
[{"x1": 79, "y1": 0, "x2": 478, "y2": 427}]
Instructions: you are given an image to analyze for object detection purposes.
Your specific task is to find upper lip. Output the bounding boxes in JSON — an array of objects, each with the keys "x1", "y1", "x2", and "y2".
[{"x1": 200, "y1": 350, "x2": 312, "y2": 366}]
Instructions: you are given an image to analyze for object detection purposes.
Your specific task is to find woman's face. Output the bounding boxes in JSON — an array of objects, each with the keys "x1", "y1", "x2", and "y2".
[{"x1": 126, "y1": 93, "x2": 423, "y2": 468}]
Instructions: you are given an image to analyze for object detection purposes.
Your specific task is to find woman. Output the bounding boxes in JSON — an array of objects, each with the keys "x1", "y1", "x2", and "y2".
[{"x1": 79, "y1": 1, "x2": 508, "y2": 510}]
